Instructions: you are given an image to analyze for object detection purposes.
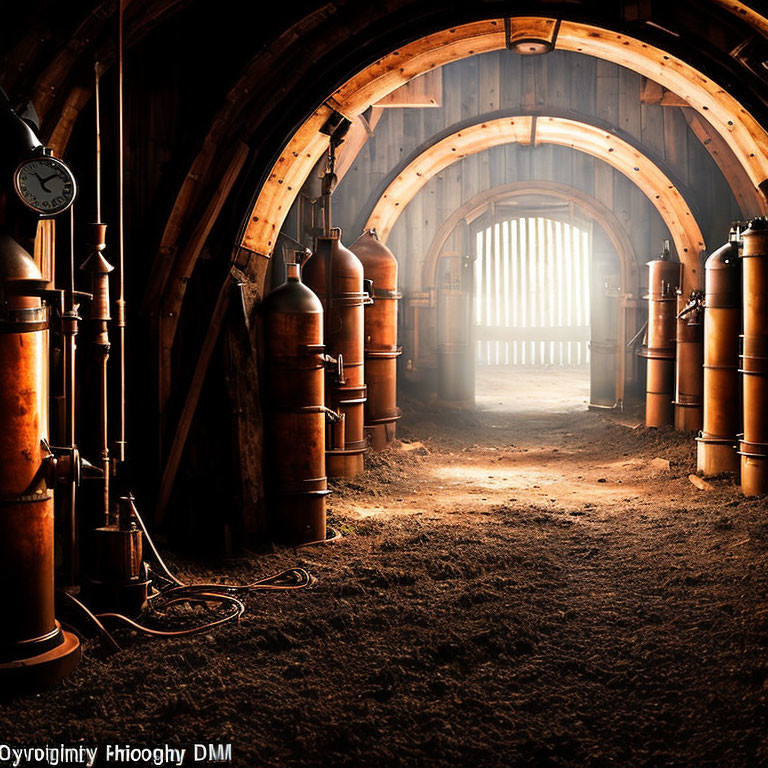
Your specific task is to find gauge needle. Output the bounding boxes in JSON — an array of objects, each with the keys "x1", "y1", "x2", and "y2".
[{"x1": 33, "y1": 172, "x2": 57, "y2": 193}]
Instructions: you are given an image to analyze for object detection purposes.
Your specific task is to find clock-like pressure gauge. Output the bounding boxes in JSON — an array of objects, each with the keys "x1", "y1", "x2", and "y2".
[{"x1": 13, "y1": 152, "x2": 77, "y2": 216}]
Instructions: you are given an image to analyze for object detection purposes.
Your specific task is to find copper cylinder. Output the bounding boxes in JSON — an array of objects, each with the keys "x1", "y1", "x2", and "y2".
[
  {"x1": 0, "y1": 235, "x2": 80, "y2": 690},
  {"x1": 739, "y1": 219, "x2": 768, "y2": 495},
  {"x1": 639, "y1": 253, "x2": 680, "y2": 426},
  {"x1": 697, "y1": 231, "x2": 741, "y2": 475},
  {"x1": 349, "y1": 230, "x2": 402, "y2": 451},
  {"x1": 673, "y1": 291, "x2": 704, "y2": 432},
  {"x1": 304, "y1": 229, "x2": 367, "y2": 478},
  {"x1": 262, "y1": 262, "x2": 328, "y2": 543}
]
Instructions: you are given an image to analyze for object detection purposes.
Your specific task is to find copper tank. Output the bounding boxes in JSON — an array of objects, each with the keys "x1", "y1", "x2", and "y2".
[
  {"x1": 0, "y1": 235, "x2": 80, "y2": 690},
  {"x1": 739, "y1": 219, "x2": 768, "y2": 495},
  {"x1": 673, "y1": 290, "x2": 704, "y2": 432},
  {"x1": 349, "y1": 230, "x2": 401, "y2": 451},
  {"x1": 696, "y1": 230, "x2": 741, "y2": 476},
  {"x1": 262, "y1": 262, "x2": 328, "y2": 543},
  {"x1": 639, "y1": 249, "x2": 680, "y2": 427},
  {"x1": 303, "y1": 230, "x2": 367, "y2": 477}
]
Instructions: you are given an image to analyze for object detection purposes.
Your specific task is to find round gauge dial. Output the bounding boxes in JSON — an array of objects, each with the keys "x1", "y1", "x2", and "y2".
[{"x1": 13, "y1": 155, "x2": 77, "y2": 216}]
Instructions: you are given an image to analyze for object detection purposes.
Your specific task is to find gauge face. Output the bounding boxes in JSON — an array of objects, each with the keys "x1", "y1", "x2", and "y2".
[{"x1": 13, "y1": 156, "x2": 77, "y2": 216}]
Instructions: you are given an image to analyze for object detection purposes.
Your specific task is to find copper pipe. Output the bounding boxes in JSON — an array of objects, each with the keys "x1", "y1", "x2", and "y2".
[
  {"x1": 673, "y1": 290, "x2": 704, "y2": 432},
  {"x1": 262, "y1": 260, "x2": 328, "y2": 544},
  {"x1": 349, "y1": 229, "x2": 402, "y2": 451},
  {"x1": 696, "y1": 229, "x2": 741, "y2": 475},
  {"x1": 304, "y1": 229, "x2": 367, "y2": 477},
  {"x1": 0, "y1": 235, "x2": 80, "y2": 690},
  {"x1": 639, "y1": 246, "x2": 680, "y2": 427},
  {"x1": 59, "y1": 207, "x2": 82, "y2": 586},
  {"x1": 739, "y1": 218, "x2": 768, "y2": 495},
  {"x1": 81, "y1": 223, "x2": 113, "y2": 523}
]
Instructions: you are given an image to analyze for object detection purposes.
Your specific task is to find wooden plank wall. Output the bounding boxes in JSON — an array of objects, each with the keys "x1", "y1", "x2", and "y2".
[{"x1": 331, "y1": 50, "x2": 742, "y2": 296}]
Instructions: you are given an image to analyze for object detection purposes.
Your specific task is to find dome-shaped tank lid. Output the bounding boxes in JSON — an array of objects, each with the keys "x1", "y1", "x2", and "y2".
[
  {"x1": 706, "y1": 228, "x2": 742, "y2": 270},
  {"x1": 350, "y1": 229, "x2": 396, "y2": 259},
  {"x1": 0, "y1": 234, "x2": 41, "y2": 281},
  {"x1": 262, "y1": 260, "x2": 322, "y2": 315}
]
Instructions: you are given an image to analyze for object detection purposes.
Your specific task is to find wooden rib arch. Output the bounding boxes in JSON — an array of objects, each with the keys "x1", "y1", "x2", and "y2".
[
  {"x1": 363, "y1": 115, "x2": 706, "y2": 292},
  {"x1": 241, "y1": 16, "x2": 768, "y2": 265},
  {"x1": 420, "y1": 181, "x2": 639, "y2": 298}
]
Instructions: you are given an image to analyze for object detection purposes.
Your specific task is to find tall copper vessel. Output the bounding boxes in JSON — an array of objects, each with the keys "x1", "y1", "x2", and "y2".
[
  {"x1": 350, "y1": 230, "x2": 401, "y2": 451},
  {"x1": 696, "y1": 229, "x2": 741, "y2": 475},
  {"x1": 739, "y1": 219, "x2": 768, "y2": 495},
  {"x1": 304, "y1": 229, "x2": 367, "y2": 478},
  {"x1": 262, "y1": 261, "x2": 328, "y2": 544},
  {"x1": 639, "y1": 246, "x2": 680, "y2": 427},
  {"x1": 673, "y1": 290, "x2": 704, "y2": 432},
  {"x1": 0, "y1": 235, "x2": 80, "y2": 689}
]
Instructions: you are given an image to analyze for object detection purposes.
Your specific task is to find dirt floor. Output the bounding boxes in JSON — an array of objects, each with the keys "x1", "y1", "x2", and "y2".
[{"x1": 3, "y1": 367, "x2": 768, "y2": 767}]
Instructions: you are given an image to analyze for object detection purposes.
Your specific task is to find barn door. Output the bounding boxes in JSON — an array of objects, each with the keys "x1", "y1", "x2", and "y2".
[{"x1": 473, "y1": 213, "x2": 591, "y2": 368}]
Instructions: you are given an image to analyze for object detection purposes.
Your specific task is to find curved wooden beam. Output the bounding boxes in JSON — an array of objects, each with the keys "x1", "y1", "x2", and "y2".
[
  {"x1": 242, "y1": 16, "x2": 768, "y2": 262},
  {"x1": 712, "y1": 1, "x2": 768, "y2": 38},
  {"x1": 420, "y1": 181, "x2": 639, "y2": 298},
  {"x1": 364, "y1": 115, "x2": 705, "y2": 292}
]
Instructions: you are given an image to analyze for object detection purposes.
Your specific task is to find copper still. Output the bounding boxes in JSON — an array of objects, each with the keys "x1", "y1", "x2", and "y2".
[
  {"x1": 696, "y1": 229, "x2": 741, "y2": 476},
  {"x1": 349, "y1": 230, "x2": 401, "y2": 451},
  {"x1": 304, "y1": 229, "x2": 367, "y2": 478},
  {"x1": 639, "y1": 244, "x2": 681, "y2": 427},
  {"x1": 262, "y1": 261, "x2": 329, "y2": 543},
  {"x1": 739, "y1": 219, "x2": 768, "y2": 495},
  {"x1": 673, "y1": 290, "x2": 704, "y2": 432},
  {"x1": 0, "y1": 235, "x2": 80, "y2": 689}
]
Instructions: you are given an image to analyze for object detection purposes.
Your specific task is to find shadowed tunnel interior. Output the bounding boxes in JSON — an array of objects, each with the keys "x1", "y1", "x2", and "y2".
[{"x1": 1, "y1": 2, "x2": 768, "y2": 766}]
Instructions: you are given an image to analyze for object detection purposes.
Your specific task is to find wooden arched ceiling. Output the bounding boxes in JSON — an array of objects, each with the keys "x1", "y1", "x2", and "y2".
[
  {"x1": 241, "y1": 16, "x2": 768, "y2": 266},
  {"x1": 420, "y1": 181, "x2": 639, "y2": 297},
  {"x1": 363, "y1": 115, "x2": 705, "y2": 292}
]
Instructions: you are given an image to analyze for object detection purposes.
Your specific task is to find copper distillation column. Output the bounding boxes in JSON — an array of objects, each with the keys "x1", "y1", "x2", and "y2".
[
  {"x1": 349, "y1": 229, "x2": 401, "y2": 451},
  {"x1": 696, "y1": 228, "x2": 742, "y2": 476},
  {"x1": 262, "y1": 260, "x2": 330, "y2": 544},
  {"x1": 304, "y1": 228, "x2": 368, "y2": 477},
  {"x1": 739, "y1": 218, "x2": 768, "y2": 495},
  {"x1": 673, "y1": 289, "x2": 704, "y2": 432},
  {"x1": 639, "y1": 242, "x2": 681, "y2": 427},
  {"x1": 82, "y1": 42, "x2": 148, "y2": 614},
  {"x1": 0, "y1": 235, "x2": 81, "y2": 689}
]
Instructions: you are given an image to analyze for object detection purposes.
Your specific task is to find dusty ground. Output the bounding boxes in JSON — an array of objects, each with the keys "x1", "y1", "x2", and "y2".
[{"x1": 3, "y1": 367, "x2": 768, "y2": 767}]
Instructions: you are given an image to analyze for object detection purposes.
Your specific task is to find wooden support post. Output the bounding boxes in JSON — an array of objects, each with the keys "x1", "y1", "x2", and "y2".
[{"x1": 155, "y1": 271, "x2": 234, "y2": 525}]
